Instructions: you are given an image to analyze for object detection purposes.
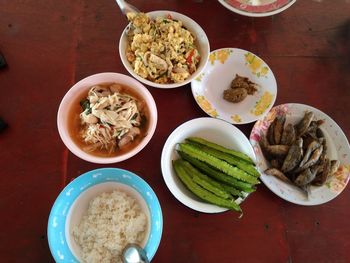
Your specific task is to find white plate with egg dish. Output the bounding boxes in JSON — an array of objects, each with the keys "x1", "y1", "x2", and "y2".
[
  {"x1": 218, "y1": 0, "x2": 296, "y2": 17},
  {"x1": 250, "y1": 103, "x2": 350, "y2": 205},
  {"x1": 119, "y1": 10, "x2": 210, "y2": 88},
  {"x1": 191, "y1": 48, "x2": 277, "y2": 125},
  {"x1": 47, "y1": 168, "x2": 163, "y2": 263},
  {"x1": 57, "y1": 72, "x2": 157, "y2": 164},
  {"x1": 161, "y1": 117, "x2": 260, "y2": 214}
]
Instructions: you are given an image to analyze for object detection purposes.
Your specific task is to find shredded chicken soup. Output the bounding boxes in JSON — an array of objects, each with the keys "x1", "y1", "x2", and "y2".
[{"x1": 68, "y1": 83, "x2": 149, "y2": 157}]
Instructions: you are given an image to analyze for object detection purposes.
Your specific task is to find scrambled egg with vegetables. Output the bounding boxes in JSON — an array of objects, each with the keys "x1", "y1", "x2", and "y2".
[{"x1": 126, "y1": 12, "x2": 200, "y2": 84}]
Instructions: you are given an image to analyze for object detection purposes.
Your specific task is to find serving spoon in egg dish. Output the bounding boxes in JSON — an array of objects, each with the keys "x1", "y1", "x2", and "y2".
[
  {"x1": 122, "y1": 243, "x2": 149, "y2": 263},
  {"x1": 116, "y1": 0, "x2": 140, "y2": 16}
]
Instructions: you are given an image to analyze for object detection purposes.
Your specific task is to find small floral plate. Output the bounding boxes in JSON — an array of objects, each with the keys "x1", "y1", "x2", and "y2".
[
  {"x1": 250, "y1": 103, "x2": 350, "y2": 205},
  {"x1": 191, "y1": 48, "x2": 277, "y2": 124}
]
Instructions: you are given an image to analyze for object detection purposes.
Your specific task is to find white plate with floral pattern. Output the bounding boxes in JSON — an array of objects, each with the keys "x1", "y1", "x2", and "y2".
[
  {"x1": 218, "y1": 0, "x2": 296, "y2": 18},
  {"x1": 191, "y1": 48, "x2": 277, "y2": 124},
  {"x1": 250, "y1": 103, "x2": 350, "y2": 205}
]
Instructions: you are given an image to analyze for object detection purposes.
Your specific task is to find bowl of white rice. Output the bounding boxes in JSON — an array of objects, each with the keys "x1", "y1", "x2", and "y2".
[{"x1": 47, "y1": 168, "x2": 163, "y2": 263}]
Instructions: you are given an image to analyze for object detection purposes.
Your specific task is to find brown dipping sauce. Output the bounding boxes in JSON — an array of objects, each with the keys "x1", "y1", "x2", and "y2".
[{"x1": 67, "y1": 83, "x2": 150, "y2": 157}]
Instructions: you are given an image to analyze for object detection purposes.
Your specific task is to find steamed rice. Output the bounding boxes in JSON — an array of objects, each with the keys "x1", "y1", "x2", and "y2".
[{"x1": 72, "y1": 190, "x2": 148, "y2": 263}]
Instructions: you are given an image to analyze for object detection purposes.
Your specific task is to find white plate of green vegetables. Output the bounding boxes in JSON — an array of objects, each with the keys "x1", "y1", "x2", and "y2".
[{"x1": 160, "y1": 117, "x2": 260, "y2": 213}]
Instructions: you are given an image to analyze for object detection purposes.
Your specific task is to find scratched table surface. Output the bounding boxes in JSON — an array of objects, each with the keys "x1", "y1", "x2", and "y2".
[{"x1": 1, "y1": 0, "x2": 350, "y2": 262}]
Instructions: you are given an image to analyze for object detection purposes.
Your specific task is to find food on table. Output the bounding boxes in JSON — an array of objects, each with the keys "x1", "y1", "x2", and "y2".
[
  {"x1": 259, "y1": 111, "x2": 340, "y2": 194},
  {"x1": 125, "y1": 12, "x2": 200, "y2": 84},
  {"x1": 223, "y1": 88, "x2": 247, "y2": 103},
  {"x1": 231, "y1": 74, "x2": 258, "y2": 95},
  {"x1": 223, "y1": 74, "x2": 258, "y2": 103},
  {"x1": 68, "y1": 83, "x2": 149, "y2": 157},
  {"x1": 173, "y1": 137, "x2": 260, "y2": 213},
  {"x1": 73, "y1": 190, "x2": 148, "y2": 263}
]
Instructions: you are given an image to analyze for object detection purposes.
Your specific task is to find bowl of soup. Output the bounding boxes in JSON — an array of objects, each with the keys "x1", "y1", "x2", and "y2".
[
  {"x1": 119, "y1": 10, "x2": 210, "y2": 89},
  {"x1": 57, "y1": 72, "x2": 157, "y2": 163}
]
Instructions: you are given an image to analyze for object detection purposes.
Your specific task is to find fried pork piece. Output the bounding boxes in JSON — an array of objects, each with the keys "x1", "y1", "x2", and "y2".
[
  {"x1": 273, "y1": 115, "x2": 286, "y2": 145},
  {"x1": 223, "y1": 88, "x2": 247, "y2": 103},
  {"x1": 223, "y1": 74, "x2": 258, "y2": 103},
  {"x1": 265, "y1": 168, "x2": 291, "y2": 183},
  {"x1": 295, "y1": 111, "x2": 314, "y2": 136},
  {"x1": 280, "y1": 123, "x2": 296, "y2": 145},
  {"x1": 231, "y1": 74, "x2": 258, "y2": 95},
  {"x1": 260, "y1": 110, "x2": 341, "y2": 191},
  {"x1": 259, "y1": 134, "x2": 290, "y2": 158},
  {"x1": 281, "y1": 137, "x2": 303, "y2": 173}
]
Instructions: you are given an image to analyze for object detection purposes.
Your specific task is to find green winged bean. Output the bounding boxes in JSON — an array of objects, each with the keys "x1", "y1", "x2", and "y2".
[
  {"x1": 178, "y1": 143, "x2": 259, "y2": 185},
  {"x1": 186, "y1": 141, "x2": 260, "y2": 177},
  {"x1": 180, "y1": 160, "x2": 231, "y2": 199},
  {"x1": 186, "y1": 137, "x2": 254, "y2": 164},
  {"x1": 178, "y1": 151, "x2": 255, "y2": 193},
  {"x1": 173, "y1": 160, "x2": 242, "y2": 212}
]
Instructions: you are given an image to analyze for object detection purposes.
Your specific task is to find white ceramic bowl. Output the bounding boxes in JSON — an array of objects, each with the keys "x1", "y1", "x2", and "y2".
[
  {"x1": 119, "y1": 10, "x2": 210, "y2": 89},
  {"x1": 57, "y1": 72, "x2": 157, "y2": 164},
  {"x1": 160, "y1": 117, "x2": 256, "y2": 213},
  {"x1": 47, "y1": 168, "x2": 163, "y2": 263},
  {"x1": 218, "y1": 0, "x2": 296, "y2": 17}
]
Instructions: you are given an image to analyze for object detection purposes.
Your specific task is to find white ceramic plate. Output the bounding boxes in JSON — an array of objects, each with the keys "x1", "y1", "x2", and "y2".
[
  {"x1": 218, "y1": 0, "x2": 296, "y2": 17},
  {"x1": 191, "y1": 48, "x2": 277, "y2": 124},
  {"x1": 161, "y1": 117, "x2": 256, "y2": 213},
  {"x1": 250, "y1": 103, "x2": 350, "y2": 205}
]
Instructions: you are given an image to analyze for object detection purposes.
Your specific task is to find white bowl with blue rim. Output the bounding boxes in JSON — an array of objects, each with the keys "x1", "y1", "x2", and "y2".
[{"x1": 47, "y1": 168, "x2": 163, "y2": 262}]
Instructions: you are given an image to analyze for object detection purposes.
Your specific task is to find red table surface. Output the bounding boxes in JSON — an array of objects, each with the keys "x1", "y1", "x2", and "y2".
[{"x1": 1, "y1": 0, "x2": 350, "y2": 262}]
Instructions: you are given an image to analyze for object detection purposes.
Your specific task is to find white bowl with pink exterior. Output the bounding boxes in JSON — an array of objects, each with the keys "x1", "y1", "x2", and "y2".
[{"x1": 57, "y1": 72, "x2": 158, "y2": 164}]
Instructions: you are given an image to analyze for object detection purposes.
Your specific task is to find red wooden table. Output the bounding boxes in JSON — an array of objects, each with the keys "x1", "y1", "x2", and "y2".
[{"x1": 1, "y1": 0, "x2": 350, "y2": 262}]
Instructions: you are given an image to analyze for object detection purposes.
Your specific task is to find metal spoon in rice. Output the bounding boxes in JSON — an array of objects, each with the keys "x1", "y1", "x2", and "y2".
[{"x1": 122, "y1": 243, "x2": 149, "y2": 263}]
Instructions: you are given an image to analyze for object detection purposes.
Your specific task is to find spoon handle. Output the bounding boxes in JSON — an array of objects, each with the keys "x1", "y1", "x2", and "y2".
[{"x1": 116, "y1": 0, "x2": 140, "y2": 15}]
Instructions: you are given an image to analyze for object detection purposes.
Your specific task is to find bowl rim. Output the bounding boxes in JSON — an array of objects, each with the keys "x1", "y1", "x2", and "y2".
[
  {"x1": 47, "y1": 167, "x2": 163, "y2": 262},
  {"x1": 160, "y1": 117, "x2": 256, "y2": 213},
  {"x1": 119, "y1": 10, "x2": 210, "y2": 89},
  {"x1": 57, "y1": 72, "x2": 158, "y2": 164},
  {"x1": 218, "y1": 0, "x2": 296, "y2": 17}
]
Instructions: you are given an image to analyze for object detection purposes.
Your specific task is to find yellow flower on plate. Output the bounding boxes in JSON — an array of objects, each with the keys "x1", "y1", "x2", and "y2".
[
  {"x1": 231, "y1": 114, "x2": 242, "y2": 123},
  {"x1": 209, "y1": 52, "x2": 216, "y2": 65},
  {"x1": 195, "y1": 95, "x2": 218, "y2": 117},
  {"x1": 260, "y1": 66, "x2": 269, "y2": 76},
  {"x1": 217, "y1": 49, "x2": 231, "y2": 64},
  {"x1": 251, "y1": 91, "x2": 273, "y2": 116},
  {"x1": 245, "y1": 52, "x2": 269, "y2": 77},
  {"x1": 195, "y1": 73, "x2": 204, "y2": 82}
]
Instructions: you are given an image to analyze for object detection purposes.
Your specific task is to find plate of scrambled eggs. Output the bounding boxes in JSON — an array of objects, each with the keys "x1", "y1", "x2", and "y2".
[
  {"x1": 119, "y1": 11, "x2": 210, "y2": 89},
  {"x1": 191, "y1": 48, "x2": 277, "y2": 124}
]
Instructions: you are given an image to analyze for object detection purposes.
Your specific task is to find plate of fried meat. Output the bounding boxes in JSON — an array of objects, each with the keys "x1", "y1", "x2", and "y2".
[{"x1": 250, "y1": 103, "x2": 350, "y2": 205}]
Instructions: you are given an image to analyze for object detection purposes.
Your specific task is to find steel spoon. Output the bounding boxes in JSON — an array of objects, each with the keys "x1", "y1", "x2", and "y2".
[
  {"x1": 116, "y1": 0, "x2": 140, "y2": 16},
  {"x1": 122, "y1": 243, "x2": 149, "y2": 263}
]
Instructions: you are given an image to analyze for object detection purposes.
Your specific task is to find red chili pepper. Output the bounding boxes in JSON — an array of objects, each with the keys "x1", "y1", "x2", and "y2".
[{"x1": 186, "y1": 49, "x2": 195, "y2": 65}]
